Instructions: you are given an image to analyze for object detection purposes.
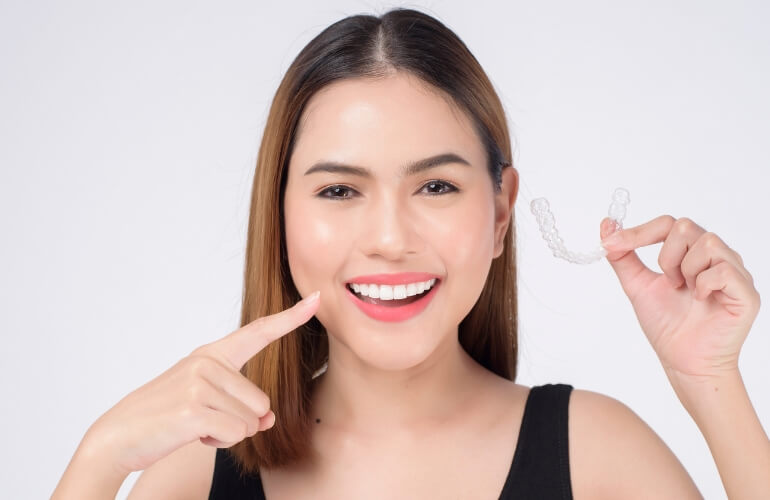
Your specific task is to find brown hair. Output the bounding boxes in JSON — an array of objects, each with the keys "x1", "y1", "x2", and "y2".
[{"x1": 229, "y1": 6, "x2": 518, "y2": 475}]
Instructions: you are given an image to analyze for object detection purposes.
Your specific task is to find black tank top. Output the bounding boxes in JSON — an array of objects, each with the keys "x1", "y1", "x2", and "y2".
[{"x1": 209, "y1": 383, "x2": 574, "y2": 499}]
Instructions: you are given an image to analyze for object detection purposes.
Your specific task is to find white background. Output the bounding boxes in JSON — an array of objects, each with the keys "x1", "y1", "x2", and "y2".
[{"x1": 1, "y1": 1, "x2": 768, "y2": 498}]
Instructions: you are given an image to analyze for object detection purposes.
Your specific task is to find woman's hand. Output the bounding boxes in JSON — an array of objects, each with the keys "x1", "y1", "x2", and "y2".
[
  {"x1": 599, "y1": 216, "x2": 761, "y2": 384},
  {"x1": 82, "y1": 290, "x2": 321, "y2": 477}
]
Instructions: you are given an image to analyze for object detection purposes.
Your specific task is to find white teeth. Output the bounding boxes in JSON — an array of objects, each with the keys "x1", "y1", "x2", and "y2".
[{"x1": 349, "y1": 278, "x2": 437, "y2": 300}]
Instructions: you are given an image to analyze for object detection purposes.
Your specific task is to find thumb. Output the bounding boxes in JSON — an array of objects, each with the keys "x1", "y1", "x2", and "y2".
[{"x1": 600, "y1": 218, "x2": 651, "y2": 298}]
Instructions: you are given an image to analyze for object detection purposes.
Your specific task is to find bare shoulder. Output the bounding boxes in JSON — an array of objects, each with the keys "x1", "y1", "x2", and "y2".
[
  {"x1": 567, "y1": 388, "x2": 703, "y2": 500},
  {"x1": 126, "y1": 440, "x2": 217, "y2": 500}
]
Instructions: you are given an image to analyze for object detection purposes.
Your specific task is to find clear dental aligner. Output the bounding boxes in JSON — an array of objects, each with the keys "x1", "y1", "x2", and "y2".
[{"x1": 530, "y1": 187, "x2": 630, "y2": 264}]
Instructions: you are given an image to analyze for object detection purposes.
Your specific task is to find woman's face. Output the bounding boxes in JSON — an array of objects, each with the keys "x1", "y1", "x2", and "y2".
[{"x1": 283, "y1": 72, "x2": 516, "y2": 371}]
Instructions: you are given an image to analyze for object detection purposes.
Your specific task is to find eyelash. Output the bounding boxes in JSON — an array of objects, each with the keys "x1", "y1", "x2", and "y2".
[{"x1": 317, "y1": 180, "x2": 459, "y2": 200}]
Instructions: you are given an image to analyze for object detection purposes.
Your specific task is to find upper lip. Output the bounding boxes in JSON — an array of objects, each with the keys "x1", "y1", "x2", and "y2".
[{"x1": 346, "y1": 272, "x2": 442, "y2": 286}]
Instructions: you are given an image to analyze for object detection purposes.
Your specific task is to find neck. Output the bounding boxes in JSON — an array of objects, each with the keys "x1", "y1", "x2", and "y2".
[{"x1": 310, "y1": 332, "x2": 486, "y2": 438}]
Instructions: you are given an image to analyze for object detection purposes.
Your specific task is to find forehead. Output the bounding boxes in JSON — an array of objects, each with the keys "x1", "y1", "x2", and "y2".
[{"x1": 289, "y1": 73, "x2": 485, "y2": 173}]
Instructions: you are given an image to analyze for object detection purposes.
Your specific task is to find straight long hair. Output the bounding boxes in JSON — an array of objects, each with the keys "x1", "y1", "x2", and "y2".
[{"x1": 229, "y1": 7, "x2": 518, "y2": 475}]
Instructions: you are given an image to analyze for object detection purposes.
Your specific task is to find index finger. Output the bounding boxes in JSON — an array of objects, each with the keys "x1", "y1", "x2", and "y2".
[{"x1": 208, "y1": 290, "x2": 320, "y2": 371}]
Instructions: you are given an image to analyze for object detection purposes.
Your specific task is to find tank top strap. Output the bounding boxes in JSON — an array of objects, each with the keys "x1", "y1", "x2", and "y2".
[
  {"x1": 498, "y1": 383, "x2": 574, "y2": 500},
  {"x1": 208, "y1": 447, "x2": 265, "y2": 500}
]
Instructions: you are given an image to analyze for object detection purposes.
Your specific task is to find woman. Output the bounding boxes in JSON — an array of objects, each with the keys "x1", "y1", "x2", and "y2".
[{"x1": 52, "y1": 8, "x2": 767, "y2": 499}]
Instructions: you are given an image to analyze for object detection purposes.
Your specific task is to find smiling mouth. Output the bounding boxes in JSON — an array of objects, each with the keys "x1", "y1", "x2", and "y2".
[{"x1": 345, "y1": 281, "x2": 438, "y2": 307}]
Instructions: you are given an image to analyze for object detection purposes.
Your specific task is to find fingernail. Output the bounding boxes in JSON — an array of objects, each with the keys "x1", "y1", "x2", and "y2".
[
  {"x1": 302, "y1": 290, "x2": 320, "y2": 304},
  {"x1": 601, "y1": 232, "x2": 622, "y2": 248}
]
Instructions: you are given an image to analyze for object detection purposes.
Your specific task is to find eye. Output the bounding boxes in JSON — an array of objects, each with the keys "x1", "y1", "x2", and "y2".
[
  {"x1": 316, "y1": 180, "x2": 459, "y2": 201},
  {"x1": 317, "y1": 185, "x2": 358, "y2": 200},
  {"x1": 420, "y1": 180, "x2": 458, "y2": 196}
]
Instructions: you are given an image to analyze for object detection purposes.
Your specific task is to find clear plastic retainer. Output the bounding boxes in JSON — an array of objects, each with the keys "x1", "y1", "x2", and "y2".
[{"x1": 530, "y1": 187, "x2": 630, "y2": 264}]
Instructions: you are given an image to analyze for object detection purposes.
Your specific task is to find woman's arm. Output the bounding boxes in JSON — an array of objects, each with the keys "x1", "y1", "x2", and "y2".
[
  {"x1": 667, "y1": 369, "x2": 770, "y2": 500},
  {"x1": 598, "y1": 216, "x2": 766, "y2": 498},
  {"x1": 51, "y1": 429, "x2": 130, "y2": 500}
]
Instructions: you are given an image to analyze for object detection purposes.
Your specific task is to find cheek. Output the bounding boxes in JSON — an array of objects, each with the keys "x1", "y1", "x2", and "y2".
[
  {"x1": 284, "y1": 198, "x2": 343, "y2": 294},
  {"x1": 418, "y1": 194, "x2": 496, "y2": 313},
  {"x1": 418, "y1": 195, "x2": 495, "y2": 267}
]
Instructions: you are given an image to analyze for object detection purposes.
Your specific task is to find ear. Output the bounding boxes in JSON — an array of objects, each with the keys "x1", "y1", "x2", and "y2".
[{"x1": 492, "y1": 166, "x2": 518, "y2": 259}]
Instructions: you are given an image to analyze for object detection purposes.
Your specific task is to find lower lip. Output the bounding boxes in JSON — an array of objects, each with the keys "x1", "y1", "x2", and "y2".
[{"x1": 345, "y1": 281, "x2": 440, "y2": 322}]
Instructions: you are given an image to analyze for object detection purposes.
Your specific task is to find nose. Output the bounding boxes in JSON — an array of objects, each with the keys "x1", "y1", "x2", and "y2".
[{"x1": 358, "y1": 192, "x2": 423, "y2": 260}]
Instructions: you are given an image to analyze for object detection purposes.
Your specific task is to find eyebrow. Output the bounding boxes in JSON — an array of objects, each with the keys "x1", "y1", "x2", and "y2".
[{"x1": 303, "y1": 152, "x2": 472, "y2": 178}]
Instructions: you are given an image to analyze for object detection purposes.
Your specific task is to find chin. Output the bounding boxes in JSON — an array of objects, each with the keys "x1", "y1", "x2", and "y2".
[{"x1": 329, "y1": 322, "x2": 448, "y2": 372}]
